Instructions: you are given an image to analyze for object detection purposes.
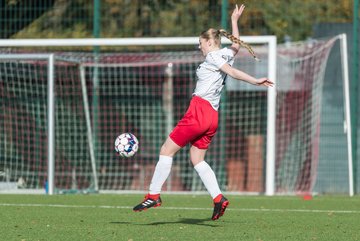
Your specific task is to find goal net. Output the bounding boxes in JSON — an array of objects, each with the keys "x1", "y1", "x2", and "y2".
[
  {"x1": 275, "y1": 37, "x2": 339, "y2": 194},
  {"x1": 0, "y1": 35, "x2": 351, "y2": 195}
]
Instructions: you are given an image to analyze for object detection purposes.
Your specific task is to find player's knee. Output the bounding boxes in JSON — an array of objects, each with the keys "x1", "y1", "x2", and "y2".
[
  {"x1": 159, "y1": 146, "x2": 176, "y2": 157},
  {"x1": 189, "y1": 146, "x2": 207, "y2": 166},
  {"x1": 159, "y1": 139, "x2": 180, "y2": 157}
]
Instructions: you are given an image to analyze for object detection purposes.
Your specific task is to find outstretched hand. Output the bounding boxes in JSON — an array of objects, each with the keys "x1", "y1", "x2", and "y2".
[
  {"x1": 231, "y1": 4, "x2": 245, "y2": 22},
  {"x1": 256, "y1": 78, "x2": 274, "y2": 87}
]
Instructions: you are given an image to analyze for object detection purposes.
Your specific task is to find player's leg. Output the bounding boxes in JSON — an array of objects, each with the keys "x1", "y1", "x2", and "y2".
[
  {"x1": 191, "y1": 146, "x2": 222, "y2": 198},
  {"x1": 133, "y1": 138, "x2": 181, "y2": 212},
  {"x1": 148, "y1": 137, "x2": 181, "y2": 195},
  {"x1": 142, "y1": 96, "x2": 207, "y2": 199},
  {"x1": 133, "y1": 96, "x2": 210, "y2": 212},
  {"x1": 191, "y1": 146, "x2": 229, "y2": 220}
]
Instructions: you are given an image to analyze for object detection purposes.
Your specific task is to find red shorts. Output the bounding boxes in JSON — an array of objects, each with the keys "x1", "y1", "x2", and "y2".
[{"x1": 169, "y1": 96, "x2": 218, "y2": 149}]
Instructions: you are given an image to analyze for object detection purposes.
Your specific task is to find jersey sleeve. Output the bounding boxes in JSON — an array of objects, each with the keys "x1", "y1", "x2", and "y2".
[
  {"x1": 206, "y1": 47, "x2": 234, "y2": 69},
  {"x1": 206, "y1": 52, "x2": 226, "y2": 69}
]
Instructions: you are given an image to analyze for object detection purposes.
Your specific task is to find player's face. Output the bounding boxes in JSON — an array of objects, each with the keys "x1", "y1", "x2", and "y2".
[{"x1": 198, "y1": 38, "x2": 210, "y2": 56}]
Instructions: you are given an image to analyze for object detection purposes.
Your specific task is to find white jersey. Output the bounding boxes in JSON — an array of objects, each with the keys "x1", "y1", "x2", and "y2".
[{"x1": 193, "y1": 47, "x2": 235, "y2": 111}]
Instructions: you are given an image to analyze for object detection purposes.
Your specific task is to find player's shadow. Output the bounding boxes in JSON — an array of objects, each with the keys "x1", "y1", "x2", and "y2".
[
  {"x1": 110, "y1": 218, "x2": 219, "y2": 227},
  {"x1": 110, "y1": 221, "x2": 132, "y2": 225},
  {"x1": 146, "y1": 218, "x2": 219, "y2": 227}
]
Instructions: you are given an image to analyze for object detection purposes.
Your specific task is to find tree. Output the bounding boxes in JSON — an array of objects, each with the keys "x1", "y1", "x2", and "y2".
[
  {"x1": 0, "y1": 0, "x2": 56, "y2": 38},
  {"x1": 3, "y1": 0, "x2": 354, "y2": 41}
]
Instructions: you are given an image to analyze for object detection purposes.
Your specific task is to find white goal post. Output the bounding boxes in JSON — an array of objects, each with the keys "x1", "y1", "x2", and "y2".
[
  {"x1": 0, "y1": 54, "x2": 56, "y2": 195},
  {"x1": 339, "y1": 34, "x2": 354, "y2": 196}
]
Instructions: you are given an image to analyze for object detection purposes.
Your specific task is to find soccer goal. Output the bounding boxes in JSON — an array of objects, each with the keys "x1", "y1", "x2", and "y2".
[{"x1": 0, "y1": 34, "x2": 352, "y2": 196}]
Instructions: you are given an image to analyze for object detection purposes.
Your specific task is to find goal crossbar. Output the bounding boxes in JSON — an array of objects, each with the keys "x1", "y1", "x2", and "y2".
[{"x1": 0, "y1": 36, "x2": 275, "y2": 47}]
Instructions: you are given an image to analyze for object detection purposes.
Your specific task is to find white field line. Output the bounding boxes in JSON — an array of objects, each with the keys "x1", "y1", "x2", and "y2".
[{"x1": 0, "y1": 203, "x2": 359, "y2": 214}]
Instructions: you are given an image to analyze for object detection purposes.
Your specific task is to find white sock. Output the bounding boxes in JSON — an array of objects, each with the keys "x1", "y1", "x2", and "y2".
[
  {"x1": 149, "y1": 155, "x2": 173, "y2": 195},
  {"x1": 194, "y1": 161, "x2": 222, "y2": 199}
]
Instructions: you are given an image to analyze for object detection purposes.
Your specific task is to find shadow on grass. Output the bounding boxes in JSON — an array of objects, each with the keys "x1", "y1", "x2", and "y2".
[
  {"x1": 111, "y1": 218, "x2": 220, "y2": 227},
  {"x1": 147, "y1": 218, "x2": 219, "y2": 227}
]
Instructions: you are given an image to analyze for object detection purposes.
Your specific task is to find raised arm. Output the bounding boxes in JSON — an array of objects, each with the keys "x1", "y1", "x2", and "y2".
[
  {"x1": 220, "y1": 63, "x2": 274, "y2": 87},
  {"x1": 230, "y1": 4, "x2": 245, "y2": 54}
]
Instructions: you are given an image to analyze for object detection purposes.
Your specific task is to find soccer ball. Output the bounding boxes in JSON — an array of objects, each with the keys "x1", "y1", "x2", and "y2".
[{"x1": 114, "y1": 133, "x2": 139, "y2": 158}]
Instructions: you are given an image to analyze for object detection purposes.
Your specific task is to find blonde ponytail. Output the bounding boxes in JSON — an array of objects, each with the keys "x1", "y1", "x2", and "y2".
[{"x1": 219, "y1": 29, "x2": 260, "y2": 61}]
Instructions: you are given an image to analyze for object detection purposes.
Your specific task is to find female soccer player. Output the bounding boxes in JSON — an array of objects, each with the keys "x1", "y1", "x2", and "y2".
[{"x1": 133, "y1": 4, "x2": 273, "y2": 220}]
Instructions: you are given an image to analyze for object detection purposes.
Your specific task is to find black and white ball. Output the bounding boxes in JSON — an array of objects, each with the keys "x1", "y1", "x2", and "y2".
[{"x1": 114, "y1": 133, "x2": 139, "y2": 158}]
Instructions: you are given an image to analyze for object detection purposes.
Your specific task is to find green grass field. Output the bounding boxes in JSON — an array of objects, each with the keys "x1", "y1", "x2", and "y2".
[{"x1": 0, "y1": 194, "x2": 359, "y2": 241}]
